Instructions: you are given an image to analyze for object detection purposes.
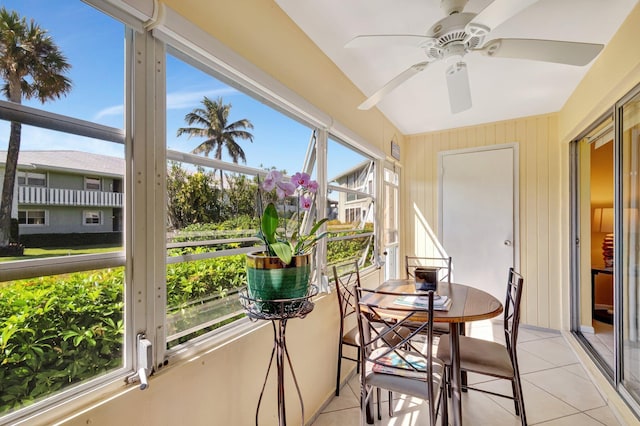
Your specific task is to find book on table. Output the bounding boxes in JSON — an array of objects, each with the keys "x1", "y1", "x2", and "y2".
[
  {"x1": 371, "y1": 351, "x2": 427, "y2": 379},
  {"x1": 394, "y1": 294, "x2": 452, "y2": 311}
]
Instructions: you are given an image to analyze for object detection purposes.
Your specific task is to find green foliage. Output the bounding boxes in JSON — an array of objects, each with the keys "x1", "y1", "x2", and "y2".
[
  {"x1": 166, "y1": 163, "x2": 223, "y2": 228},
  {"x1": 0, "y1": 212, "x2": 375, "y2": 414},
  {"x1": 326, "y1": 226, "x2": 375, "y2": 266},
  {"x1": 0, "y1": 269, "x2": 124, "y2": 413},
  {"x1": 166, "y1": 254, "x2": 246, "y2": 310},
  {"x1": 166, "y1": 163, "x2": 261, "y2": 231}
]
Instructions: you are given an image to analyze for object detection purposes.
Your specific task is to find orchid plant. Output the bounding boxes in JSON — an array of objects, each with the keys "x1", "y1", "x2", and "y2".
[{"x1": 259, "y1": 170, "x2": 329, "y2": 265}]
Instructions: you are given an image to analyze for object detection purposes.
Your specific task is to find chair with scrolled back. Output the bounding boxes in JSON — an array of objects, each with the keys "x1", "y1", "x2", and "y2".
[{"x1": 355, "y1": 287, "x2": 447, "y2": 425}]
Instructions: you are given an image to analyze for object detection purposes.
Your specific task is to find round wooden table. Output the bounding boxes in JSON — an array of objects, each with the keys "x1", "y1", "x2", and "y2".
[{"x1": 371, "y1": 280, "x2": 503, "y2": 426}]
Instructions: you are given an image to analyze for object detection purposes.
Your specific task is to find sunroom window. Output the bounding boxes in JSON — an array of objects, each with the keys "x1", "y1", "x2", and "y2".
[
  {"x1": 164, "y1": 49, "x2": 321, "y2": 348},
  {"x1": 0, "y1": 1, "x2": 127, "y2": 421},
  {"x1": 327, "y1": 137, "x2": 377, "y2": 274}
]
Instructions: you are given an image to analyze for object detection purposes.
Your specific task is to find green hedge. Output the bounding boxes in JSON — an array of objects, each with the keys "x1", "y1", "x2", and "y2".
[
  {"x1": 0, "y1": 269, "x2": 124, "y2": 413},
  {"x1": 0, "y1": 221, "x2": 374, "y2": 414}
]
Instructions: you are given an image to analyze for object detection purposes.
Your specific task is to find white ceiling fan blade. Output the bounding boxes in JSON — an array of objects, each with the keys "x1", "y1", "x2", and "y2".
[
  {"x1": 345, "y1": 34, "x2": 434, "y2": 49},
  {"x1": 466, "y1": 0, "x2": 538, "y2": 35},
  {"x1": 481, "y1": 38, "x2": 604, "y2": 66},
  {"x1": 358, "y1": 62, "x2": 428, "y2": 110},
  {"x1": 446, "y1": 62, "x2": 472, "y2": 114}
]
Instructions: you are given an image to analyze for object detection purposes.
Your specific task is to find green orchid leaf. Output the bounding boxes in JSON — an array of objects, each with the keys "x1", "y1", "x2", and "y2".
[
  {"x1": 270, "y1": 241, "x2": 293, "y2": 265},
  {"x1": 308, "y1": 217, "x2": 329, "y2": 235},
  {"x1": 261, "y1": 203, "x2": 279, "y2": 244}
]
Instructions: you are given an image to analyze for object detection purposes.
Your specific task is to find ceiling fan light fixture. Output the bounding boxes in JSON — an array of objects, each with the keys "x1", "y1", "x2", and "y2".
[{"x1": 446, "y1": 62, "x2": 472, "y2": 114}]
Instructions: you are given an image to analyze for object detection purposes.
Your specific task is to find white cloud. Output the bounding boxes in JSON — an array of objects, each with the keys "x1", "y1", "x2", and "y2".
[
  {"x1": 94, "y1": 105, "x2": 124, "y2": 121},
  {"x1": 167, "y1": 87, "x2": 237, "y2": 110}
]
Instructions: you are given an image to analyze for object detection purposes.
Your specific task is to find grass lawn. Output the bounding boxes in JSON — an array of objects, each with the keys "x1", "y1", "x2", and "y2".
[{"x1": 0, "y1": 245, "x2": 122, "y2": 262}]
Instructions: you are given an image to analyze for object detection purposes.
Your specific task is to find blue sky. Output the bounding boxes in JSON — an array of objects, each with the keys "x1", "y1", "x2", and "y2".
[{"x1": 0, "y1": 0, "x2": 363, "y2": 179}]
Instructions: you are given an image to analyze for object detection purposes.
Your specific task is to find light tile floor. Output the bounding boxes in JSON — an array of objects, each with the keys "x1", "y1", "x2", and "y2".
[{"x1": 313, "y1": 320, "x2": 627, "y2": 425}]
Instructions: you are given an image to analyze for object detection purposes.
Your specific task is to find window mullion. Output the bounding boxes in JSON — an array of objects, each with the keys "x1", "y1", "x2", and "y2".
[{"x1": 316, "y1": 128, "x2": 328, "y2": 291}]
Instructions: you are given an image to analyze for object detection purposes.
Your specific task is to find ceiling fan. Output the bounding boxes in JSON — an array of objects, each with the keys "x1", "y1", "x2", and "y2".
[{"x1": 346, "y1": 0, "x2": 604, "y2": 113}]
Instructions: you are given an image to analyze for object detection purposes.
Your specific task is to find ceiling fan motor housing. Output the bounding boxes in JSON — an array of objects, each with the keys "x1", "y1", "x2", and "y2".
[{"x1": 423, "y1": 12, "x2": 485, "y2": 61}]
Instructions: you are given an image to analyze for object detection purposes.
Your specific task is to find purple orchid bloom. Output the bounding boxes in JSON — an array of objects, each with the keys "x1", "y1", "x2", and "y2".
[
  {"x1": 291, "y1": 172, "x2": 310, "y2": 189},
  {"x1": 262, "y1": 170, "x2": 283, "y2": 192},
  {"x1": 299, "y1": 195, "x2": 312, "y2": 210}
]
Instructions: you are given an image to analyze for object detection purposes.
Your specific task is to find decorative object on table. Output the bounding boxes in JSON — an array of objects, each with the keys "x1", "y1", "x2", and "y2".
[
  {"x1": 239, "y1": 285, "x2": 318, "y2": 426},
  {"x1": 405, "y1": 255, "x2": 452, "y2": 284},
  {"x1": 246, "y1": 170, "x2": 328, "y2": 312},
  {"x1": 593, "y1": 207, "x2": 614, "y2": 267},
  {"x1": 394, "y1": 294, "x2": 452, "y2": 311},
  {"x1": 414, "y1": 266, "x2": 439, "y2": 291},
  {"x1": 406, "y1": 256, "x2": 455, "y2": 336}
]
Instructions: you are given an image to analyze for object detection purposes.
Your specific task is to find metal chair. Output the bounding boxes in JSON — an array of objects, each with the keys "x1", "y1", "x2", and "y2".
[
  {"x1": 333, "y1": 261, "x2": 361, "y2": 396},
  {"x1": 437, "y1": 267, "x2": 527, "y2": 425},
  {"x1": 355, "y1": 287, "x2": 447, "y2": 425},
  {"x1": 333, "y1": 261, "x2": 410, "y2": 418}
]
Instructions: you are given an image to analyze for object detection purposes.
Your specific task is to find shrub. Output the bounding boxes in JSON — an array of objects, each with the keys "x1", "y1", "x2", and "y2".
[{"x1": 0, "y1": 269, "x2": 124, "y2": 413}]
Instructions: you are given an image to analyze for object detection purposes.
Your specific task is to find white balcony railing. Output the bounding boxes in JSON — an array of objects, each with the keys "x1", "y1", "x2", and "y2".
[{"x1": 18, "y1": 186, "x2": 124, "y2": 207}]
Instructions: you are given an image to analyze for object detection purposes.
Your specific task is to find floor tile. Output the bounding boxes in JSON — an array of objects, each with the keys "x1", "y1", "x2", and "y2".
[
  {"x1": 534, "y1": 412, "x2": 615, "y2": 425},
  {"x1": 519, "y1": 337, "x2": 579, "y2": 367},
  {"x1": 474, "y1": 378, "x2": 579, "y2": 424},
  {"x1": 524, "y1": 366, "x2": 607, "y2": 411},
  {"x1": 584, "y1": 406, "x2": 624, "y2": 425},
  {"x1": 313, "y1": 327, "x2": 625, "y2": 426}
]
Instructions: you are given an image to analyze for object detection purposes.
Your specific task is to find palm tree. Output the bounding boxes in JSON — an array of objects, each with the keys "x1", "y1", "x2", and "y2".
[
  {"x1": 0, "y1": 8, "x2": 72, "y2": 249},
  {"x1": 177, "y1": 96, "x2": 254, "y2": 185}
]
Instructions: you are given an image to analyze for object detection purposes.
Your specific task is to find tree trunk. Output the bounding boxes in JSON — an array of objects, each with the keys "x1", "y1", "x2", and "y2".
[{"x1": 0, "y1": 120, "x2": 22, "y2": 246}]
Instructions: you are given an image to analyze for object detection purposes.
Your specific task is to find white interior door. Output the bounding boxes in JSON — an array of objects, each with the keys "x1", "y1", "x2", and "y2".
[{"x1": 440, "y1": 145, "x2": 517, "y2": 302}]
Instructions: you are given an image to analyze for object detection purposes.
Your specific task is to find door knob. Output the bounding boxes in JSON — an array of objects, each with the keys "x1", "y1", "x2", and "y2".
[{"x1": 504, "y1": 240, "x2": 512, "y2": 246}]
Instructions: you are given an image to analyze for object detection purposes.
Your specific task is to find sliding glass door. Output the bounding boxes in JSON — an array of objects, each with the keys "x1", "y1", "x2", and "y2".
[
  {"x1": 572, "y1": 83, "x2": 640, "y2": 415},
  {"x1": 620, "y1": 88, "x2": 640, "y2": 400}
]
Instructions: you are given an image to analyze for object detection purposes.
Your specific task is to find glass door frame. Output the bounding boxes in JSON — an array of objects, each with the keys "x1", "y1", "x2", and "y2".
[
  {"x1": 570, "y1": 110, "x2": 617, "y2": 382},
  {"x1": 570, "y1": 81, "x2": 640, "y2": 418}
]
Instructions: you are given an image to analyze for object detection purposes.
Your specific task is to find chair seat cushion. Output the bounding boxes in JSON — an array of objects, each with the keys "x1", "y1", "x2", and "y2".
[
  {"x1": 436, "y1": 335, "x2": 514, "y2": 379},
  {"x1": 365, "y1": 348, "x2": 444, "y2": 399},
  {"x1": 342, "y1": 326, "x2": 360, "y2": 346}
]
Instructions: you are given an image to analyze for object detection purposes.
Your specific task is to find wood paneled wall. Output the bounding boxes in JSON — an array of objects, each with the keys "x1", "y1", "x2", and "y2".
[{"x1": 404, "y1": 113, "x2": 563, "y2": 329}]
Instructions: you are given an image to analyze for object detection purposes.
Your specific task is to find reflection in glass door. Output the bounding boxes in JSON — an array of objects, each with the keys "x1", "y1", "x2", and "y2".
[
  {"x1": 574, "y1": 115, "x2": 615, "y2": 374},
  {"x1": 620, "y1": 88, "x2": 640, "y2": 400}
]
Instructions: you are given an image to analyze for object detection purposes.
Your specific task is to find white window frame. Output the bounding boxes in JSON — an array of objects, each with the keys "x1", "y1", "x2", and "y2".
[
  {"x1": 83, "y1": 210, "x2": 103, "y2": 225},
  {"x1": 0, "y1": 3, "x2": 135, "y2": 424},
  {"x1": 17, "y1": 171, "x2": 47, "y2": 187},
  {"x1": 18, "y1": 209, "x2": 48, "y2": 226},
  {"x1": 0, "y1": 0, "x2": 389, "y2": 423},
  {"x1": 85, "y1": 176, "x2": 102, "y2": 191}
]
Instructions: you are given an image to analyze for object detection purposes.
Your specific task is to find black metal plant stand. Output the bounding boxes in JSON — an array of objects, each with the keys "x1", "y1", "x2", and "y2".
[{"x1": 240, "y1": 285, "x2": 318, "y2": 426}]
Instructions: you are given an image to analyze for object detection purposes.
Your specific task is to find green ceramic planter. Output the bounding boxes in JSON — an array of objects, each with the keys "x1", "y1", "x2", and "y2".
[{"x1": 246, "y1": 252, "x2": 311, "y2": 312}]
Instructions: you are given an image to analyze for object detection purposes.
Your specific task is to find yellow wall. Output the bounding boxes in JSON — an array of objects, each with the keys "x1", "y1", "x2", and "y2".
[
  {"x1": 403, "y1": 2, "x2": 640, "y2": 333},
  {"x1": 404, "y1": 114, "x2": 562, "y2": 329},
  {"x1": 559, "y1": 2, "x2": 640, "y2": 142}
]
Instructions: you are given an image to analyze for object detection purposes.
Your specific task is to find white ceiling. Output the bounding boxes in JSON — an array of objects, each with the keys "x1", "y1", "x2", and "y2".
[{"x1": 275, "y1": 0, "x2": 638, "y2": 135}]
